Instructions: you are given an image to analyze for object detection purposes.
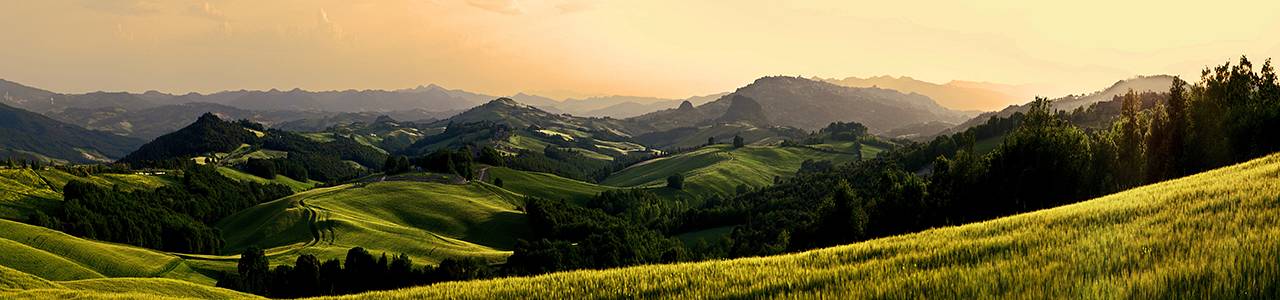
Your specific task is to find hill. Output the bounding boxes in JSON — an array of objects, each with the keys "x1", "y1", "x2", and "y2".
[
  {"x1": 216, "y1": 180, "x2": 530, "y2": 267},
  {"x1": 120, "y1": 113, "x2": 387, "y2": 182},
  {"x1": 627, "y1": 76, "x2": 972, "y2": 136},
  {"x1": 0, "y1": 103, "x2": 143, "y2": 163},
  {"x1": 483, "y1": 167, "x2": 614, "y2": 204},
  {"x1": 406, "y1": 98, "x2": 651, "y2": 160},
  {"x1": 331, "y1": 151, "x2": 1280, "y2": 299},
  {"x1": 602, "y1": 144, "x2": 868, "y2": 198},
  {"x1": 0, "y1": 219, "x2": 216, "y2": 284},
  {"x1": 942, "y1": 75, "x2": 1176, "y2": 136},
  {"x1": 0, "y1": 264, "x2": 256, "y2": 299},
  {"x1": 821, "y1": 75, "x2": 1027, "y2": 111},
  {"x1": 0, "y1": 167, "x2": 176, "y2": 221}
]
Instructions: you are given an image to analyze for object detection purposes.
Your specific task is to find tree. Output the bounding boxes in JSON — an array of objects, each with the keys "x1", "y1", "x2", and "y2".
[
  {"x1": 246, "y1": 158, "x2": 277, "y2": 179},
  {"x1": 1166, "y1": 77, "x2": 1188, "y2": 176},
  {"x1": 733, "y1": 135, "x2": 745, "y2": 148},
  {"x1": 666, "y1": 173, "x2": 685, "y2": 190},
  {"x1": 493, "y1": 177, "x2": 504, "y2": 188},
  {"x1": 707, "y1": 136, "x2": 716, "y2": 146},
  {"x1": 237, "y1": 246, "x2": 271, "y2": 295}
]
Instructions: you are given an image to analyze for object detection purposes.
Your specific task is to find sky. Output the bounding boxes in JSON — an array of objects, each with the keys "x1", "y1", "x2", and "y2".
[{"x1": 1, "y1": 0, "x2": 1279, "y2": 103}]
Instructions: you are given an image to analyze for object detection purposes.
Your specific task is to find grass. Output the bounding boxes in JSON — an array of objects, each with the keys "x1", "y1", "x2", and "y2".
[
  {"x1": 485, "y1": 167, "x2": 614, "y2": 204},
  {"x1": 216, "y1": 166, "x2": 319, "y2": 192},
  {"x1": 0, "y1": 265, "x2": 259, "y2": 299},
  {"x1": 214, "y1": 180, "x2": 531, "y2": 269},
  {"x1": 0, "y1": 168, "x2": 178, "y2": 220},
  {"x1": 325, "y1": 152, "x2": 1280, "y2": 299},
  {"x1": 602, "y1": 144, "x2": 862, "y2": 198},
  {"x1": 0, "y1": 219, "x2": 217, "y2": 285}
]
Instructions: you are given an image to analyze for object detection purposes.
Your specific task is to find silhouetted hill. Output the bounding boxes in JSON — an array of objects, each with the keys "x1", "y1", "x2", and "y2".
[{"x1": 628, "y1": 76, "x2": 971, "y2": 135}]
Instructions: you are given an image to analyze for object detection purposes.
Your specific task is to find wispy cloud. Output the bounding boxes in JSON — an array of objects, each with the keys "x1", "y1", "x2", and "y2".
[
  {"x1": 188, "y1": 2, "x2": 226, "y2": 21},
  {"x1": 555, "y1": 0, "x2": 593, "y2": 14},
  {"x1": 466, "y1": 0, "x2": 523, "y2": 15}
]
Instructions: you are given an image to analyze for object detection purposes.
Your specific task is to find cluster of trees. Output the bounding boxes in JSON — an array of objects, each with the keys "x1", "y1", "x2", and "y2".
[
  {"x1": 506, "y1": 193, "x2": 687, "y2": 275},
  {"x1": 30, "y1": 166, "x2": 293, "y2": 253},
  {"x1": 381, "y1": 155, "x2": 413, "y2": 175},
  {"x1": 218, "y1": 246, "x2": 493, "y2": 298},
  {"x1": 413, "y1": 148, "x2": 476, "y2": 180}
]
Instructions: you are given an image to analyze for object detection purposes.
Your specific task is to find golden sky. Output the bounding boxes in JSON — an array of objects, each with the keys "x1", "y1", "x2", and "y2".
[{"x1": 2, "y1": 0, "x2": 1278, "y2": 103}]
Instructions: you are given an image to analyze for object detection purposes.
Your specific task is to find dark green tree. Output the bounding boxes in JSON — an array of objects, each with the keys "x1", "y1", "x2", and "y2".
[
  {"x1": 733, "y1": 135, "x2": 745, "y2": 148},
  {"x1": 666, "y1": 173, "x2": 685, "y2": 190}
]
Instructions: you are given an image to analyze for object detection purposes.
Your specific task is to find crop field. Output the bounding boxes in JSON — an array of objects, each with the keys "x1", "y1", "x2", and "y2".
[
  {"x1": 215, "y1": 180, "x2": 531, "y2": 269},
  {"x1": 325, "y1": 152, "x2": 1280, "y2": 299},
  {"x1": 602, "y1": 144, "x2": 862, "y2": 197}
]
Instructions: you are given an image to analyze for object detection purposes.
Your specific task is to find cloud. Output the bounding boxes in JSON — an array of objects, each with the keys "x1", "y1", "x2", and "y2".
[
  {"x1": 78, "y1": 0, "x2": 163, "y2": 15},
  {"x1": 555, "y1": 0, "x2": 593, "y2": 14},
  {"x1": 317, "y1": 8, "x2": 346, "y2": 40},
  {"x1": 466, "y1": 0, "x2": 523, "y2": 15},
  {"x1": 188, "y1": 2, "x2": 226, "y2": 21}
]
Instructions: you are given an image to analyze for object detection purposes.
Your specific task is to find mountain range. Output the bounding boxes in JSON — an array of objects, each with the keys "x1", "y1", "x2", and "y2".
[
  {"x1": 819, "y1": 75, "x2": 1038, "y2": 112},
  {"x1": 0, "y1": 102, "x2": 143, "y2": 163}
]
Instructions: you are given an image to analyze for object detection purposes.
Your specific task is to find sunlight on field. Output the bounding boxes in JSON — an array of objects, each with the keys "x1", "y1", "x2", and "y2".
[{"x1": 327, "y1": 152, "x2": 1280, "y2": 299}]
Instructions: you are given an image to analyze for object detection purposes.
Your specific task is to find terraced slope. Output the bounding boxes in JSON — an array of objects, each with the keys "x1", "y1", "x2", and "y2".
[
  {"x1": 333, "y1": 152, "x2": 1280, "y2": 299},
  {"x1": 217, "y1": 180, "x2": 530, "y2": 267},
  {"x1": 603, "y1": 144, "x2": 863, "y2": 197}
]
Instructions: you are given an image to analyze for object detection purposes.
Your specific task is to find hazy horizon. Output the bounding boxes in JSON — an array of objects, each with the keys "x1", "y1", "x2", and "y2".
[{"x1": 3, "y1": 0, "x2": 1278, "y2": 105}]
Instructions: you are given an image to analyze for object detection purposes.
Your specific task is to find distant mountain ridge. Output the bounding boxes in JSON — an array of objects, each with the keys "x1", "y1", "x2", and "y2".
[
  {"x1": 628, "y1": 76, "x2": 972, "y2": 135},
  {"x1": 939, "y1": 75, "x2": 1177, "y2": 137},
  {"x1": 0, "y1": 102, "x2": 143, "y2": 163},
  {"x1": 819, "y1": 75, "x2": 1034, "y2": 112}
]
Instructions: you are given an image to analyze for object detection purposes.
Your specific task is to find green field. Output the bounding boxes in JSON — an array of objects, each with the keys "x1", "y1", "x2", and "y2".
[
  {"x1": 215, "y1": 180, "x2": 531, "y2": 269},
  {"x1": 602, "y1": 144, "x2": 862, "y2": 198},
  {"x1": 0, "y1": 265, "x2": 258, "y2": 299},
  {"x1": 0, "y1": 219, "x2": 216, "y2": 285},
  {"x1": 485, "y1": 167, "x2": 614, "y2": 204},
  {"x1": 0, "y1": 168, "x2": 177, "y2": 220},
  {"x1": 216, "y1": 166, "x2": 319, "y2": 192},
  {"x1": 327, "y1": 152, "x2": 1280, "y2": 299}
]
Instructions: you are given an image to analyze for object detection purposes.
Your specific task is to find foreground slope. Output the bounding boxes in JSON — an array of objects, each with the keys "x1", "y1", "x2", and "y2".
[
  {"x1": 0, "y1": 219, "x2": 215, "y2": 284},
  {"x1": 336, "y1": 152, "x2": 1280, "y2": 299}
]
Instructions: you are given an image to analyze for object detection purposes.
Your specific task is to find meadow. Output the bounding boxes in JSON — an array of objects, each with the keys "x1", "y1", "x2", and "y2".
[
  {"x1": 323, "y1": 151, "x2": 1280, "y2": 299},
  {"x1": 214, "y1": 180, "x2": 531, "y2": 269},
  {"x1": 603, "y1": 144, "x2": 865, "y2": 197}
]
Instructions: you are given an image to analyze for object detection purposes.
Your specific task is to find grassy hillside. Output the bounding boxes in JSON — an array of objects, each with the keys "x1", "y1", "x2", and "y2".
[
  {"x1": 485, "y1": 167, "x2": 613, "y2": 204},
  {"x1": 216, "y1": 166, "x2": 318, "y2": 192},
  {"x1": 331, "y1": 152, "x2": 1280, "y2": 299},
  {"x1": 0, "y1": 168, "x2": 177, "y2": 220},
  {"x1": 216, "y1": 180, "x2": 531, "y2": 269},
  {"x1": 602, "y1": 144, "x2": 863, "y2": 198},
  {"x1": 0, "y1": 219, "x2": 216, "y2": 285},
  {"x1": 0, "y1": 265, "x2": 257, "y2": 299}
]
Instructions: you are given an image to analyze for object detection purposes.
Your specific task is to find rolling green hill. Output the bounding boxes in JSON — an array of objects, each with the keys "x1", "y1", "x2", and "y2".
[
  {"x1": 0, "y1": 219, "x2": 216, "y2": 285},
  {"x1": 484, "y1": 167, "x2": 614, "y2": 204},
  {"x1": 602, "y1": 144, "x2": 865, "y2": 198},
  {"x1": 0, "y1": 168, "x2": 177, "y2": 220},
  {"x1": 215, "y1": 180, "x2": 531, "y2": 268},
  {"x1": 216, "y1": 166, "x2": 318, "y2": 193},
  {"x1": 0, "y1": 264, "x2": 257, "y2": 299},
  {"x1": 328, "y1": 151, "x2": 1280, "y2": 299}
]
